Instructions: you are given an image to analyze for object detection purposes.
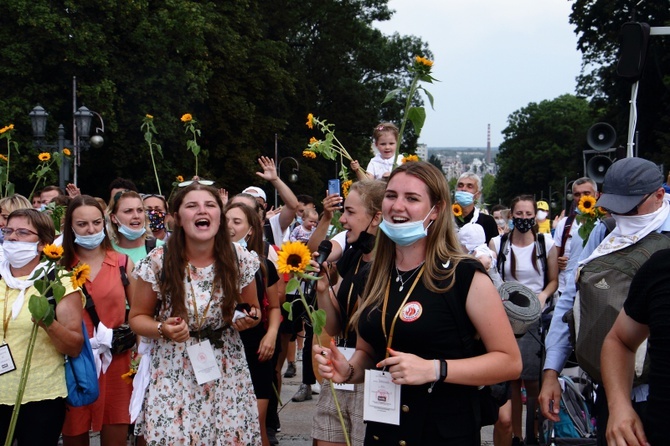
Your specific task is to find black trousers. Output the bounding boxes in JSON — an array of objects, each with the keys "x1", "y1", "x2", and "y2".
[{"x1": 0, "y1": 398, "x2": 66, "y2": 445}]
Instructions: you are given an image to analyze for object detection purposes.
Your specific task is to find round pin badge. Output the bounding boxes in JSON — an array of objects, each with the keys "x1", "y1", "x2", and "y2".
[{"x1": 399, "y1": 301, "x2": 422, "y2": 322}]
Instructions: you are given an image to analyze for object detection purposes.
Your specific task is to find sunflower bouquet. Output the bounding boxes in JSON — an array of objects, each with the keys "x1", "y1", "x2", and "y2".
[
  {"x1": 575, "y1": 195, "x2": 607, "y2": 246},
  {"x1": 276, "y1": 241, "x2": 351, "y2": 446},
  {"x1": 303, "y1": 114, "x2": 368, "y2": 181},
  {"x1": 4, "y1": 245, "x2": 90, "y2": 444},
  {"x1": 181, "y1": 113, "x2": 201, "y2": 177}
]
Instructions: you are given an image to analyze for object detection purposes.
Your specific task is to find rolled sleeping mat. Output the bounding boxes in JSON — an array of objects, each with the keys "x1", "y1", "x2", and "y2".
[{"x1": 498, "y1": 281, "x2": 541, "y2": 336}]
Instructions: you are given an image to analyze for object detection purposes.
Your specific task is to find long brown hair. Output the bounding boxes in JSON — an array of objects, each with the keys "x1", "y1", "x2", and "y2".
[
  {"x1": 62, "y1": 195, "x2": 113, "y2": 268},
  {"x1": 224, "y1": 201, "x2": 267, "y2": 279},
  {"x1": 161, "y1": 183, "x2": 241, "y2": 321},
  {"x1": 352, "y1": 162, "x2": 470, "y2": 327},
  {"x1": 508, "y1": 195, "x2": 540, "y2": 280}
]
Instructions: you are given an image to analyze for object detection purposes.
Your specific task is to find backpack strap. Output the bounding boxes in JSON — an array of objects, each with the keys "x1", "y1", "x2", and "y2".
[
  {"x1": 602, "y1": 217, "x2": 616, "y2": 237},
  {"x1": 558, "y1": 214, "x2": 575, "y2": 258},
  {"x1": 81, "y1": 285, "x2": 102, "y2": 327},
  {"x1": 496, "y1": 234, "x2": 509, "y2": 282},
  {"x1": 118, "y1": 253, "x2": 130, "y2": 287},
  {"x1": 145, "y1": 237, "x2": 157, "y2": 254},
  {"x1": 536, "y1": 233, "x2": 549, "y2": 288}
]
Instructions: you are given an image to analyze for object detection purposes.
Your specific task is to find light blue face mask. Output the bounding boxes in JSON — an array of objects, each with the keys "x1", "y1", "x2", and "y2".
[
  {"x1": 296, "y1": 216, "x2": 303, "y2": 225},
  {"x1": 454, "y1": 191, "x2": 475, "y2": 206},
  {"x1": 117, "y1": 223, "x2": 146, "y2": 241},
  {"x1": 234, "y1": 228, "x2": 251, "y2": 249},
  {"x1": 74, "y1": 229, "x2": 106, "y2": 250},
  {"x1": 379, "y1": 206, "x2": 435, "y2": 247}
]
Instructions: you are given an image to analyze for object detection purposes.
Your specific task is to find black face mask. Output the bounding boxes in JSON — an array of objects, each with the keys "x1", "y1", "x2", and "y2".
[
  {"x1": 513, "y1": 217, "x2": 535, "y2": 233},
  {"x1": 351, "y1": 230, "x2": 376, "y2": 254}
]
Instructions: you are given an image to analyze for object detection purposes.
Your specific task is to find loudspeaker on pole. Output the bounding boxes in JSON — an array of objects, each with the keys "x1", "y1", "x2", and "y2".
[{"x1": 583, "y1": 122, "x2": 617, "y2": 184}]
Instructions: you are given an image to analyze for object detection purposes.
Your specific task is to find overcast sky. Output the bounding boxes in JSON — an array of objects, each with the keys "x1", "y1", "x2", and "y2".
[{"x1": 374, "y1": 0, "x2": 584, "y2": 148}]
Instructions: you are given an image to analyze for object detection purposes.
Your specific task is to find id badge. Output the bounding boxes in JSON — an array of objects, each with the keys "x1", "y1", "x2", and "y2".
[
  {"x1": 363, "y1": 369, "x2": 400, "y2": 425},
  {"x1": 0, "y1": 344, "x2": 17, "y2": 376},
  {"x1": 332, "y1": 346, "x2": 355, "y2": 392},
  {"x1": 186, "y1": 340, "x2": 222, "y2": 385}
]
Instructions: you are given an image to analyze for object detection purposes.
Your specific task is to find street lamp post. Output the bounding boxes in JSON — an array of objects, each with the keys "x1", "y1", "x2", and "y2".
[
  {"x1": 28, "y1": 77, "x2": 104, "y2": 188},
  {"x1": 275, "y1": 157, "x2": 299, "y2": 208}
]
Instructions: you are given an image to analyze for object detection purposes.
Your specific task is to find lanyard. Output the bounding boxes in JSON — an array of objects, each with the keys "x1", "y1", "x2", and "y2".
[
  {"x1": 2, "y1": 287, "x2": 9, "y2": 343},
  {"x1": 341, "y1": 257, "x2": 362, "y2": 341},
  {"x1": 381, "y1": 265, "x2": 425, "y2": 359},
  {"x1": 187, "y1": 266, "x2": 216, "y2": 335}
]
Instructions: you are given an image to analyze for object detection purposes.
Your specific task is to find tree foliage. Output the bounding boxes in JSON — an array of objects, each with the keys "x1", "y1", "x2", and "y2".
[
  {"x1": 570, "y1": 0, "x2": 670, "y2": 165},
  {"x1": 0, "y1": 0, "x2": 430, "y2": 199},
  {"x1": 492, "y1": 94, "x2": 594, "y2": 207}
]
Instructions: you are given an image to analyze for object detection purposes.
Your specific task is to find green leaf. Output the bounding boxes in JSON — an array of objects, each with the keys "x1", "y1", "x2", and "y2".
[
  {"x1": 42, "y1": 306, "x2": 55, "y2": 327},
  {"x1": 28, "y1": 295, "x2": 49, "y2": 321},
  {"x1": 33, "y1": 278, "x2": 47, "y2": 294},
  {"x1": 382, "y1": 88, "x2": 403, "y2": 104},
  {"x1": 312, "y1": 308, "x2": 327, "y2": 336},
  {"x1": 285, "y1": 277, "x2": 300, "y2": 294},
  {"x1": 155, "y1": 143, "x2": 163, "y2": 157},
  {"x1": 420, "y1": 87, "x2": 435, "y2": 110},
  {"x1": 52, "y1": 282, "x2": 66, "y2": 304},
  {"x1": 144, "y1": 132, "x2": 153, "y2": 144},
  {"x1": 282, "y1": 301, "x2": 294, "y2": 321},
  {"x1": 407, "y1": 107, "x2": 427, "y2": 135}
]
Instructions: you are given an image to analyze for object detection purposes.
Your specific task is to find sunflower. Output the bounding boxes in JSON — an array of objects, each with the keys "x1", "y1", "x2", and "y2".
[
  {"x1": 0, "y1": 154, "x2": 7, "y2": 162},
  {"x1": 342, "y1": 179, "x2": 353, "y2": 198},
  {"x1": 0, "y1": 124, "x2": 14, "y2": 134},
  {"x1": 276, "y1": 241, "x2": 311, "y2": 274},
  {"x1": 176, "y1": 175, "x2": 184, "y2": 183},
  {"x1": 71, "y1": 263, "x2": 91, "y2": 289},
  {"x1": 42, "y1": 244, "x2": 64, "y2": 261},
  {"x1": 415, "y1": 56, "x2": 434, "y2": 68},
  {"x1": 452, "y1": 203, "x2": 463, "y2": 218},
  {"x1": 578, "y1": 195, "x2": 597, "y2": 216},
  {"x1": 121, "y1": 369, "x2": 136, "y2": 385},
  {"x1": 63, "y1": 148, "x2": 71, "y2": 156},
  {"x1": 309, "y1": 137, "x2": 319, "y2": 145},
  {"x1": 306, "y1": 113, "x2": 314, "y2": 129},
  {"x1": 38, "y1": 152, "x2": 51, "y2": 162},
  {"x1": 146, "y1": 114, "x2": 154, "y2": 120},
  {"x1": 402, "y1": 154, "x2": 419, "y2": 163},
  {"x1": 180, "y1": 113, "x2": 193, "y2": 123},
  {"x1": 302, "y1": 150, "x2": 317, "y2": 159}
]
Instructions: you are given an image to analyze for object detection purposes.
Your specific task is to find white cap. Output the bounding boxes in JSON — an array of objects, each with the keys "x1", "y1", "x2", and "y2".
[{"x1": 242, "y1": 187, "x2": 267, "y2": 202}]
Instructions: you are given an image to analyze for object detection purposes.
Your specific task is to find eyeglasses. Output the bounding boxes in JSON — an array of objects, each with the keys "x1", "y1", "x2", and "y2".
[
  {"x1": 141, "y1": 193, "x2": 166, "y2": 200},
  {"x1": 178, "y1": 180, "x2": 214, "y2": 187},
  {"x1": 2, "y1": 228, "x2": 39, "y2": 238},
  {"x1": 611, "y1": 192, "x2": 653, "y2": 216}
]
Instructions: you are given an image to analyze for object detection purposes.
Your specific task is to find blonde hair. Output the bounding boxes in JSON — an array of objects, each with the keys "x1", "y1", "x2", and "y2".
[
  {"x1": 0, "y1": 194, "x2": 32, "y2": 215},
  {"x1": 106, "y1": 190, "x2": 151, "y2": 245},
  {"x1": 351, "y1": 162, "x2": 470, "y2": 328}
]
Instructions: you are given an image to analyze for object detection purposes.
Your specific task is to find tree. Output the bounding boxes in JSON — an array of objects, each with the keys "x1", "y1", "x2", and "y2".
[
  {"x1": 428, "y1": 154, "x2": 443, "y2": 172},
  {"x1": 492, "y1": 94, "x2": 594, "y2": 206},
  {"x1": 570, "y1": 1, "x2": 670, "y2": 166},
  {"x1": 0, "y1": 0, "x2": 431, "y2": 199}
]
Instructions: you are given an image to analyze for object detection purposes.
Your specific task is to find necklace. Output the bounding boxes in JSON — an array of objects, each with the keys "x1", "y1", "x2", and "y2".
[{"x1": 394, "y1": 261, "x2": 425, "y2": 292}]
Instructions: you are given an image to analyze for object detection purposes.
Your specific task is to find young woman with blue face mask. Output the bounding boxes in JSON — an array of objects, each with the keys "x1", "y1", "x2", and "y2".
[
  {"x1": 107, "y1": 190, "x2": 162, "y2": 264},
  {"x1": 60, "y1": 195, "x2": 137, "y2": 446},
  {"x1": 315, "y1": 162, "x2": 522, "y2": 445}
]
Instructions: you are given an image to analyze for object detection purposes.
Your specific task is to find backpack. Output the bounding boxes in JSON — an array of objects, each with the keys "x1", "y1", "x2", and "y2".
[
  {"x1": 542, "y1": 375, "x2": 596, "y2": 443},
  {"x1": 572, "y1": 231, "x2": 670, "y2": 383}
]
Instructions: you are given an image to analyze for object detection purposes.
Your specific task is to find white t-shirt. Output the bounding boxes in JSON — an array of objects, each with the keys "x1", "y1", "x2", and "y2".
[
  {"x1": 268, "y1": 213, "x2": 289, "y2": 246},
  {"x1": 365, "y1": 153, "x2": 404, "y2": 179},
  {"x1": 491, "y1": 234, "x2": 554, "y2": 296}
]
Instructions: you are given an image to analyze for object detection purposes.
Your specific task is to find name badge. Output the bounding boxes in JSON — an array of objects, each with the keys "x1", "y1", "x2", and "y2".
[
  {"x1": 0, "y1": 344, "x2": 17, "y2": 376},
  {"x1": 186, "y1": 340, "x2": 222, "y2": 385},
  {"x1": 363, "y1": 369, "x2": 400, "y2": 425}
]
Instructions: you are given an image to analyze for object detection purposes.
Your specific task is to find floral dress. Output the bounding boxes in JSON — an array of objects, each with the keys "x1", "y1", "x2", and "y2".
[{"x1": 133, "y1": 245, "x2": 261, "y2": 445}]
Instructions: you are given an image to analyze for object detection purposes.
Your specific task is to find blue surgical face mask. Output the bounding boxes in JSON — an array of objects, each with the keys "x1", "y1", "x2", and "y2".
[
  {"x1": 74, "y1": 229, "x2": 106, "y2": 250},
  {"x1": 508, "y1": 220, "x2": 514, "y2": 230},
  {"x1": 454, "y1": 191, "x2": 475, "y2": 207},
  {"x1": 117, "y1": 223, "x2": 146, "y2": 241},
  {"x1": 234, "y1": 228, "x2": 251, "y2": 249},
  {"x1": 296, "y1": 216, "x2": 303, "y2": 225},
  {"x1": 379, "y1": 206, "x2": 435, "y2": 247}
]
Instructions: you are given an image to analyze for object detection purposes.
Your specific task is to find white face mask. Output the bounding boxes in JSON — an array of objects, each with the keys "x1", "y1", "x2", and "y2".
[
  {"x1": 3, "y1": 241, "x2": 39, "y2": 268},
  {"x1": 536, "y1": 210, "x2": 548, "y2": 221}
]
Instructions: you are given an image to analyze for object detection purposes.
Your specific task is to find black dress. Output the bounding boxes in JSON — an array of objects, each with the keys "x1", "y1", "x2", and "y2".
[{"x1": 358, "y1": 259, "x2": 485, "y2": 445}]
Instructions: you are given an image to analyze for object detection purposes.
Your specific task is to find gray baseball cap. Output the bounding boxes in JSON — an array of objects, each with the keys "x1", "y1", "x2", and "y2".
[{"x1": 596, "y1": 157, "x2": 663, "y2": 214}]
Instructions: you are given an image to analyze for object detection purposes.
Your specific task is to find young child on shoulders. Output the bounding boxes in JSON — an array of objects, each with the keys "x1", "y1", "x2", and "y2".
[
  {"x1": 289, "y1": 208, "x2": 319, "y2": 243},
  {"x1": 458, "y1": 223, "x2": 502, "y2": 288},
  {"x1": 350, "y1": 122, "x2": 403, "y2": 180}
]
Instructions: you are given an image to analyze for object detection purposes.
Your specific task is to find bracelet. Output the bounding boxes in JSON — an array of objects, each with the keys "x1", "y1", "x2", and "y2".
[
  {"x1": 157, "y1": 322, "x2": 165, "y2": 339},
  {"x1": 343, "y1": 363, "x2": 355, "y2": 384},
  {"x1": 439, "y1": 359, "x2": 448, "y2": 382}
]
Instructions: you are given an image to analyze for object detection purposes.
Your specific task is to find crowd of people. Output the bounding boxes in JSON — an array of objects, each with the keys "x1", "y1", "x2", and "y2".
[{"x1": 0, "y1": 120, "x2": 667, "y2": 446}]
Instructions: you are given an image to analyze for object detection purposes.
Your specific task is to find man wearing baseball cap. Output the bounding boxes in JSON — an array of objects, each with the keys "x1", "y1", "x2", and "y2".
[{"x1": 540, "y1": 157, "x2": 670, "y2": 445}]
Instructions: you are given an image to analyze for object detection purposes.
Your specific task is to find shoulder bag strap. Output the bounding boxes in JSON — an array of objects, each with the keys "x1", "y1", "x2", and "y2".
[
  {"x1": 558, "y1": 214, "x2": 576, "y2": 258},
  {"x1": 536, "y1": 233, "x2": 549, "y2": 288},
  {"x1": 497, "y1": 234, "x2": 509, "y2": 282},
  {"x1": 82, "y1": 285, "x2": 102, "y2": 327}
]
